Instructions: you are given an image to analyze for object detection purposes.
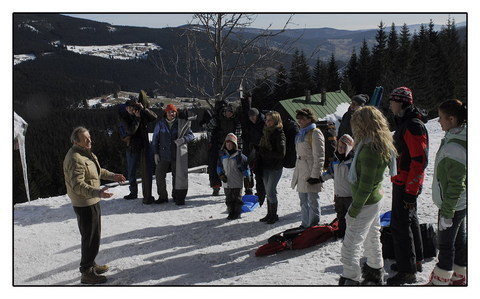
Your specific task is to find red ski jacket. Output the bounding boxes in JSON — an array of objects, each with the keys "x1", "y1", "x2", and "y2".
[{"x1": 391, "y1": 106, "x2": 429, "y2": 196}]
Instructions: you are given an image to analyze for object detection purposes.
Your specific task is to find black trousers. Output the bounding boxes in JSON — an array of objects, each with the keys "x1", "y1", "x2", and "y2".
[
  {"x1": 207, "y1": 144, "x2": 221, "y2": 188},
  {"x1": 73, "y1": 203, "x2": 101, "y2": 273},
  {"x1": 390, "y1": 184, "x2": 424, "y2": 273},
  {"x1": 155, "y1": 159, "x2": 176, "y2": 200},
  {"x1": 334, "y1": 196, "x2": 353, "y2": 237},
  {"x1": 224, "y1": 188, "x2": 243, "y2": 215},
  {"x1": 437, "y1": 209, "x2": 467, "y2": 271}
]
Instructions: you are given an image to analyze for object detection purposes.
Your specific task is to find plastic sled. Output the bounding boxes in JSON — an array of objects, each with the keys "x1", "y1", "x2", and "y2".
[{"x1": 241, "y1": 194, "x2": 259, "y2": 213}]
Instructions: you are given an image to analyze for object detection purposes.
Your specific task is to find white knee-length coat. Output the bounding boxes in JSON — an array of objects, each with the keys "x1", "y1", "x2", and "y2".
[{"x1": 291, "y1": 128, "x2": 325, "y2": 193}]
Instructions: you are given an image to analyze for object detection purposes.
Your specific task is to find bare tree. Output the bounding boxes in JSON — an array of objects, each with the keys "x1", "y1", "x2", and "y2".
[{"x1": 155, "y1": 13, "x2": 296, "y2": 108}]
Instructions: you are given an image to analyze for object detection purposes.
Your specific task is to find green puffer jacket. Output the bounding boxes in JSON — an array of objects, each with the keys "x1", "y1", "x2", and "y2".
[
  {"x1": 432, "y1": 126, "x2": 467, "y2": 218},
  {"x1": 349, "y1": 143, "x2": 388, "y2": 218},
  {"x1": 63, "y1": 145, "x2": 116, "y2": 207}
]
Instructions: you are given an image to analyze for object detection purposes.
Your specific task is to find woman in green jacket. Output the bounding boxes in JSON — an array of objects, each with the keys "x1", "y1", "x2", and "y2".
[
  {"x1": 339, "y1": 106, "x2": 397, "y2": 285},
  {"x1": 427, "y1": 99, "x2": 467, "y2": 285}
]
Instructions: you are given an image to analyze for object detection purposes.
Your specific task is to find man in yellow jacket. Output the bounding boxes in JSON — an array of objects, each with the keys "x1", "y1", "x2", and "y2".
[{"x1": 63, "y1": 126, "x2": 125, "y2": 284}]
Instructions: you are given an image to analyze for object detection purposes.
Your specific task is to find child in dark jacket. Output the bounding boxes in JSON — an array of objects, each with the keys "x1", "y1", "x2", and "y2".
[
  {"x1": 321, "y1": 134, "x2": 355, "y2": 238},
  {"x1": 217, "y1": 133, "x2": 252, "y2": 219}
]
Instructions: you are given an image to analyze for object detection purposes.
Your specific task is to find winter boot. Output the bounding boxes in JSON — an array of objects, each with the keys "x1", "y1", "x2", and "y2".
[
  {"x1": 391, "y1": 261, "x2": 423, "y2": 272},
  {"x1": 142, "y1": 196, "x2": 154, "y2": 205},
  {"x1": 260, "y1": 202, "x2": 272, "y2": 222},
  {"x1": 266, "y1": 203, "x2": 279, "y2": 224},
  {"x1": 361, "y1": 263, "x2": 384, "y2": 285},
  {"x1": 450, "y1": 264, "x2": 466, "y2": 285},
  {"x1": 426, "y1": 265, "x2": 453, "y2": 285},
  {"x1": 212, "y1": 187, "x2": 221, "y2": 196},
  {"x1": 81, "y1": 267, "x2": 107, "y2": 285},
  {"x1": 257, "y1": 193, "x2": 266, "y2": 207},
  {"x1": 123, "y1": 193, "x2": 137, "y2": 200},
  {"x1": 154, "y1": 197, "x2": 168, "y2": 204},
  {"x1": 339, "y1": 276, "x2": 360, "y2": 286},
  {"x1": 386, "y1": 272, "x2": 417, "y2": 285},
  {"x1": 93, "y1": 263, "x2": 109, "y2": 275}
]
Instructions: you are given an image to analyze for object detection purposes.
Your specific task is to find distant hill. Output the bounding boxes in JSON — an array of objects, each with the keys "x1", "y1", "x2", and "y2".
[{"x1": 13, "y1": 13, "x2": 466, "y2": 113}]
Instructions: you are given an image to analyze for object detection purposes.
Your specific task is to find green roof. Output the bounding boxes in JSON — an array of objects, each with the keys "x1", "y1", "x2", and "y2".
[{"x1": 278, "y1": 90, "x2": 351, "y2": 120}]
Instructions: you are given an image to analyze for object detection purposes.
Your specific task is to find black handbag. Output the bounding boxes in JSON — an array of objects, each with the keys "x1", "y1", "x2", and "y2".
[
  {"x1": 380, "y1": 226, "x2": 396, "y2": 259},
  {"x1": 420, "y1": 223, "x2": 438, "y2": 258}
]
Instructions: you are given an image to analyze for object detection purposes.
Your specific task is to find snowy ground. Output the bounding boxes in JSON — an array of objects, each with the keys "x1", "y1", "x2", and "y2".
[{"x1": 11, "y1": 118, "x2": 475, "y2": 295}]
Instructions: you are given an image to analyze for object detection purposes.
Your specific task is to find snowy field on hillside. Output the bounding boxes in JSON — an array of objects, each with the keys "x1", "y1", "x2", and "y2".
[
  {"x1": 12, "y1": 117, "x2": 476, "y2": 295},
  {"x1": 64, "y1": 43, "x2": 161, "y2": 60}
]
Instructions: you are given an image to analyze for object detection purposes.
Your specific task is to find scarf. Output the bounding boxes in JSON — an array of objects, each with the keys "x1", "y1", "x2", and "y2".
[
  {"x1": 295, "y1": 123, "x2": 316, "y2": 144},
  {"x1": 166, "y1": 118, "x2": 176, "y2": 129},
  {"x1": 347, "y1": 139, "x2": 397, "y2": 184},
  {"x1": 259, "y1": 125, "x2": 278, "y2": 151}
]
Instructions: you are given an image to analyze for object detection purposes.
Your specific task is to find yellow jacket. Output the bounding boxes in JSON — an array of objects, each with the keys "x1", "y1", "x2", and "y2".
[{"x1": 63, "y1": 145, "x2": 116, "y2": 207}]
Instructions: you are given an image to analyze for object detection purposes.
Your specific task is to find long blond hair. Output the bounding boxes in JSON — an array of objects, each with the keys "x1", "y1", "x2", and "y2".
[{"x1": 350, "y1": 106, "x2": 397, "y2": 162}]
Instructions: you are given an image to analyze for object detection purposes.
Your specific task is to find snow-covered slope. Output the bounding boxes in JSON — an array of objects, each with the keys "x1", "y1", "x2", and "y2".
[{"x1": 13, "y1": 118, "x2": 451, "y2": 286}]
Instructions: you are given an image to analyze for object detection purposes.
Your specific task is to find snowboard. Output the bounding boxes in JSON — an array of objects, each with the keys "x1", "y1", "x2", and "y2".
[{"x1": 369, "y1": 86, "x2": 384, "y2": 107}]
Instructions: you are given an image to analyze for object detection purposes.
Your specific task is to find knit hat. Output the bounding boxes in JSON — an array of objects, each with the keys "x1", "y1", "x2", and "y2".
[
  {"x1": 224, "y1": 133, "x2": 238, "y2": 148},
  {"x1": 338, "y1": 134, "x2": 354, "y2": 157},
  {"x1": 165, "y1": 104, "x2": 178, "y2": 113},
  {"x1": 296, "y1": 108, "x2": 315, "y2": 121},
  {"x1": 389, "y1": 86, "x2": 413, "y2": 105},
  {"x1": 248, "y1": 108, "x2": 259, "y2": 117},
  {"x1": 352, "y1": 94, "x2": 369, "y2": 106}
]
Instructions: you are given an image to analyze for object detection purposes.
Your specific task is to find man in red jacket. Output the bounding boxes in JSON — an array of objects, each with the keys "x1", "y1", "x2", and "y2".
[{"x1": 387, "y1": 87, "x2": 429, "y2": 285}]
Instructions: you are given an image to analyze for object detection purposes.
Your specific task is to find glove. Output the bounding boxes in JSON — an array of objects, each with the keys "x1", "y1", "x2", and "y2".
[
  {"x1": 174, "y1": 138, "x2": 185, "y2": 146},
  {"x1": 154, "y1": 154, "x2": 160, "y2": 165},
  {"x1": 438, "y1": 216, "x2": 453, "y2": 231},
  {"x1": 403, "y1": 192, "x2": 417, "y2": 210},
  {"x1": 219, "y1": 173, "x2": 228, "y2": 183},
  {"x1": 307, "y1": 177, "x2": 321, "y2": 185},
  {"x1": 244, "y1": 176, "x2": 253, "y2": 189}
]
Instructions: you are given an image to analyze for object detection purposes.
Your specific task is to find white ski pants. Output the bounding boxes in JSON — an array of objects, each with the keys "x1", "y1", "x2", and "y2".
[{"x1": 340, "y1": 201, "x2": 383, "y2": 282}]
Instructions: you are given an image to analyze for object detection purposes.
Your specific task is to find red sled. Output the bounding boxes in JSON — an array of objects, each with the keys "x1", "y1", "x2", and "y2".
[{"x1": 255, "y1": 219, "x2": 339, "y2": 257}]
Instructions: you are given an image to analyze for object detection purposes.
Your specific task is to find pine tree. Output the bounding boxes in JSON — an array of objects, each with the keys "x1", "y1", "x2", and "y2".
[
  {"x1": 357, "y1": 39, "x2": 371, "y2": 94},
  {"x1": 370, "y1": 21, "x2": 388, "y2": 93},
  {"x1": 252, "y1": 74, "x2": 274, "y2": 111},
  {"x1": 439, "y1": 17, "x2": 466, "y2": 104},
  {"x1": 396, "y1": 23, "x2": 412, "y2": 84},
  {"x1": 407, "y1": 25, "x2": 432, "y2": 109},
  {"x1": 345, "y1": 48, "x2": 360, "y2": 95},
  {"x1": 326, "y1": 53, "x2": 340, "y2": 91},
  {"x1": 287, "y1": 50, "x2": 312, "y2": 98},
  {"x1": 272, "y1": 65, "x2": 289, "y2": 103},
  {"x1": 312, "y1": 58, "x2": 327, "y2": 94}
]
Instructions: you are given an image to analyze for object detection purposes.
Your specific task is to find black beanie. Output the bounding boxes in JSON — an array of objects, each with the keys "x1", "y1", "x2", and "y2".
[{"x1": 352, "y1": 94, "x2": 369, "y2": 106}]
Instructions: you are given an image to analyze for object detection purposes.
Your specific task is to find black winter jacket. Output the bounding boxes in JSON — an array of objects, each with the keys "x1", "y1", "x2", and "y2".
[{"x1": 258, "y1": 127, "x2": 286, "y2": 170}]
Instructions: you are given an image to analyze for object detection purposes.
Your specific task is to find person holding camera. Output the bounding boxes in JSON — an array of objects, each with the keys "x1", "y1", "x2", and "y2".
[{"x1": 119, "y1": 91, "x2": 157, "y2": 204}]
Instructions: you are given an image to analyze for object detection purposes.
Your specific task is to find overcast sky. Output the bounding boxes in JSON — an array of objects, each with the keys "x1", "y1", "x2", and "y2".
[{"x1": 64, "y1": 13, "x2": 466, "y2": 31}]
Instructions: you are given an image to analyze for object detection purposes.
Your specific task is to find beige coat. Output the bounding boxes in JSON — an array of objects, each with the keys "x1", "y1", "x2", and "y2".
[
  {"x1": 291, "y1": 128, "x2": 325, "y2": 193},
  {"x1": 63, "y1": 145, "x2": 116, "y2": 207}
]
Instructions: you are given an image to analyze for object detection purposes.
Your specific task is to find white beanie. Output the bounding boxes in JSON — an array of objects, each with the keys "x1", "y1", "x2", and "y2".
[
  {"x1": 339, "y1": 134, "x2": 354, "y2": 157},
  {"x1": 224, "y1": 133, "x2": 238, "y2": 148}
]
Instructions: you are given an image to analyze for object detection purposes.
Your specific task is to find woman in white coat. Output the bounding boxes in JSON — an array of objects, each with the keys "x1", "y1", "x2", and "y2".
[{"x1": 291, "y1": 108, "x2": 325, "y2": 228}]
